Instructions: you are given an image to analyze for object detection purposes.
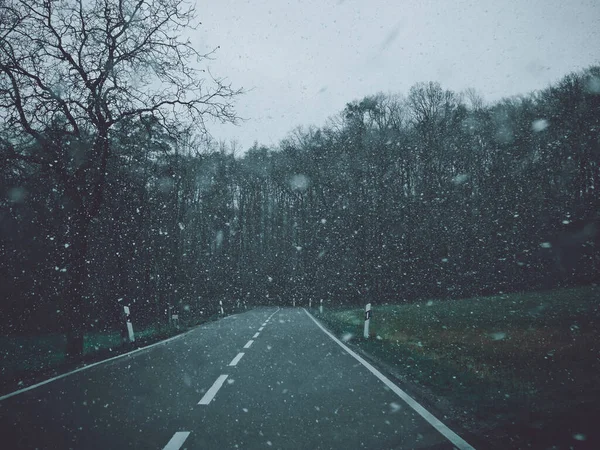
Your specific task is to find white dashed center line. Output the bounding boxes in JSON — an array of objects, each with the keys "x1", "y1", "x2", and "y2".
[
  {"x1": 229, "y1": 352, "x2": 245, "y2": 366},
  {"x1": 259, "y1": 327, "x2": 264, "y2": 331},
  {"x1": 243, "y1": 340, "x2": 254, "y2": 349},
  {"x1": 253, "y1": 332, "x2": 260, "y2": 338},
  {"x1": 163, "y1": 431, "x2": 190, "y2": 450},
  {"x1": 262, "y1": 322, "x2": 267, "y2": 326},
  {"x1": 198, "y1": 375, "x2": 228, "y2": 405}
]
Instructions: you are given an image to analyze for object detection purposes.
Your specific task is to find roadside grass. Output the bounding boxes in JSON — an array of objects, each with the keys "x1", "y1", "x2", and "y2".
[
  {"x1": 314, "y1": 286, "x2": 600, "y2": 449},
  {"x1": 0, "y1": 304, "x2": 253, "y2": 396},
  {"x1": 1, "y1": 326, "x2": 168, "y2": 377},
  {"x1": 0, "y1": 319, "x2": 216, "y2": 395}
]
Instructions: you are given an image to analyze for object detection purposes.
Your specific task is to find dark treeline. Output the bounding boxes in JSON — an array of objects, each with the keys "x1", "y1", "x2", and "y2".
[{"x1": 2, "y1": 66, "x2": 599, "y2": 335}]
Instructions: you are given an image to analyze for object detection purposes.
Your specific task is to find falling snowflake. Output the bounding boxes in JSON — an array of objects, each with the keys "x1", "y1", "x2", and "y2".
[{"x1": 532, "y1": 119, "x2": 549, "y2": 132}]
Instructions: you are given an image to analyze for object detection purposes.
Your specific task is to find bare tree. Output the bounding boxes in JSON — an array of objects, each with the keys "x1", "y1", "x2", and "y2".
[
  {"x1": 463, "y1": 87, "x2": 485, "y2": 111},
  {"x1": 407, "y1": 81, "x2": 460, "y2": 196},
  {"x1": 0, "y1": 0, "x2": 242, "y2": 356}
]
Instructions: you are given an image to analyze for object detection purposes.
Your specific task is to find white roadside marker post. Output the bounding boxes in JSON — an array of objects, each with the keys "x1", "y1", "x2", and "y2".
[
  {"x1": 219, "y1": 300, "x2": 224, "y2": 315},
  {"x1": 309, "y1": 299, "x2": 312, "y2": 308},
  {"x1": 123, "y1": 305, "x2": 135, "y2": 342},
  {"x1": 364, "y1": 303, "x2": 372, "y2": 339},
  {"x1": 320, "y1": 299, "x2": 323, "y2": 314}
]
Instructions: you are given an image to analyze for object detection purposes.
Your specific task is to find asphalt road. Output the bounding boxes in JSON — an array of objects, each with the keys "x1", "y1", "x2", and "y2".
[{"x1": 0, "y1": 307, "x2": 475, "y2": 449}]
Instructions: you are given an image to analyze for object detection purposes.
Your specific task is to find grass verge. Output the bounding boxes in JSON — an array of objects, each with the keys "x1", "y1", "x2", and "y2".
[
  {"x1": 0, "y1": 312, "x2": 228, "y2": 397},
  {"x1": 314, "y1": 286, "x2": 600, "y2": 449}
]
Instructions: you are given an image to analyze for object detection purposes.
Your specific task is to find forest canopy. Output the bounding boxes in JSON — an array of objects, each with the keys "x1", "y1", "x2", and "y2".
[{"x1": 1, "y1": 63, "x2": 599, "y2": 337}]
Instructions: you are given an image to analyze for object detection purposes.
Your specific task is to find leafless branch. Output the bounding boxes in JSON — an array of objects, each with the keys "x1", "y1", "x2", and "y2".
[{"x1": 1, "y1": 0, "x2": 242, "y2": 218}]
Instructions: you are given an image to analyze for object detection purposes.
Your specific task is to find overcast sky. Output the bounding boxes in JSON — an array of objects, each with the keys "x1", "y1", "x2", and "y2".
[{"x1": 195, "y1": 0, "x2": 600, "y2": 151}]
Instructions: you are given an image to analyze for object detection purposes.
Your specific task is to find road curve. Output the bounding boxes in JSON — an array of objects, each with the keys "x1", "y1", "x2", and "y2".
[{"x1": 0, "y1": 307, "x2": 474, "y2": 449}]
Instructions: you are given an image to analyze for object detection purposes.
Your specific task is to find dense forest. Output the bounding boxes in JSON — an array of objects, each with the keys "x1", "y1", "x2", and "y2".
[{"x1": 2, "y1": 63, "x2": 599, "y2": 341}]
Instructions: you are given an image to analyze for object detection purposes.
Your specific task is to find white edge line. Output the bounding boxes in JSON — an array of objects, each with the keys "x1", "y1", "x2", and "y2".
[
  {"x1": 303, "y1": 308, "x2": 476, "y2": 450},
  {"x1": 0, "y1": 327, "x2": 196, "y2": 402},
  {"x1": 243, "y1": 340, "x2": 254, "y2": 349},
  {"x1": 162, "y1": 431, "x2": 191, "y2": 450},
  {"x1": 0, "y1": 308, "x2": 282, "y2": 402},
  {"x1": 198, "y1": 374, "x2": 229, "y2": 405},
  {"x1": 253, "y1": 332, "x2": 260, "y2": 338},
  {"x1": 229, "y1": 352, "x2": 245, "y2": 366}
]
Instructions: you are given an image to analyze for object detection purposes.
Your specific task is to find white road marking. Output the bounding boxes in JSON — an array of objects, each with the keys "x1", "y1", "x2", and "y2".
[
  {"x1": 253, "y1": 332, "x2": 260, "y2": 338},
  {"x1": 229, "y1": 352, "x2": 245, "y2": 366},
  {"x1": 259, "y1": 327, "x2": 264, "y2": 331},
  {"x1": 262, "y1": 322, "x2": 267, "y2": 326},
  {"x1": 303, "y1": 309, "x2": 476, "y2": 450},
  {"x1": 198, "y1": 375, "x2": 229, "y2": 405},
  {"x1": 163, "y1": 431, "x2": 191, "y2": 450},
  {"x1": 0, "y1": 308, "x2": 281, "y2": 403},
  {"x1": 243, "y1": 340, "x2": 254, "y2": 349},
  {"x1": 0, "y1": 308, "x2": 281, "y2": 402},
  {"x1": 0, "y1": 327, "x2": 196, "y2": 402}
]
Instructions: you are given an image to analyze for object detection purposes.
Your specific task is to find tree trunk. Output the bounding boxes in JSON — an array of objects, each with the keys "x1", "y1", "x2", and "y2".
[
  {"x1": 63, "y1": 134, "x2": 110, "y2": 358},
  {"x1": 64, "y1": 208, "x2": 91, "y2": 359}
]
